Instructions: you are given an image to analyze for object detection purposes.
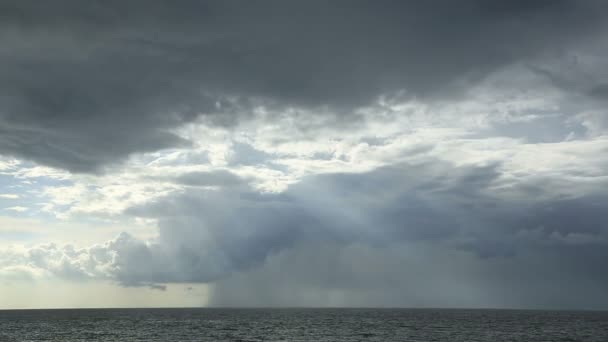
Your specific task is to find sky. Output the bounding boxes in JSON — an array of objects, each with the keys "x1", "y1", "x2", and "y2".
[{"x1": 1, "y1": 0, "x2": 608, "y2": 309}]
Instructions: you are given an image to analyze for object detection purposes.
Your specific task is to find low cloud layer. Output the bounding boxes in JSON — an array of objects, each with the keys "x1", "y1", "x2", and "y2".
[{"x1": 3, "y1": 155, "x2": 608, "y2": 308}]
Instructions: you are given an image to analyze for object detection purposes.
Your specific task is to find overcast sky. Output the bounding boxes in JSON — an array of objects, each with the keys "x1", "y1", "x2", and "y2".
[{"x1": 1, "y1": 0, "x2": 608, "y2": 309}]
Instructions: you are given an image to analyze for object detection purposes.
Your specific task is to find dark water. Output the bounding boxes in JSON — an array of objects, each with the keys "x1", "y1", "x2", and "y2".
[{"x1": 0, "y1": 308, "x2": 607, "y2": 341}]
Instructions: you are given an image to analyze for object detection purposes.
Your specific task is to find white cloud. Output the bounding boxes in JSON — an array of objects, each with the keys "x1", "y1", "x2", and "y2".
[{"x1": 4, "y1": 206, "x2": 28, "y2": 212}]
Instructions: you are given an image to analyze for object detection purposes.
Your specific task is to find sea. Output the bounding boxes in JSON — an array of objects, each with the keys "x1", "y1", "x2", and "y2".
[{"x1": 0, "y1": 308, "x2": 607, "y2": 341}]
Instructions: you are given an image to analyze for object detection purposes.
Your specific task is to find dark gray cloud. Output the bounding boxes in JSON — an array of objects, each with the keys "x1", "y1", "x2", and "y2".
[{"x1": 1, "y1": 0, "x2": 607, "y2": 171}]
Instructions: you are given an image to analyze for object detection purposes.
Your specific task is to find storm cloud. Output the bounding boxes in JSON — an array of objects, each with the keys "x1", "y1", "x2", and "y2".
[
  {"x1": 2, "y1": 0, "x2": 608, "y2": 171},
  {"x1": 1, "y1": 1, "x2": 608, "y2": 309}
]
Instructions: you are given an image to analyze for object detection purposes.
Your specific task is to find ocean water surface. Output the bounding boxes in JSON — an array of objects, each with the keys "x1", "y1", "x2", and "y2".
[{"x1": 0, "y1": 308, "x2": 607, "y2": 341}]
